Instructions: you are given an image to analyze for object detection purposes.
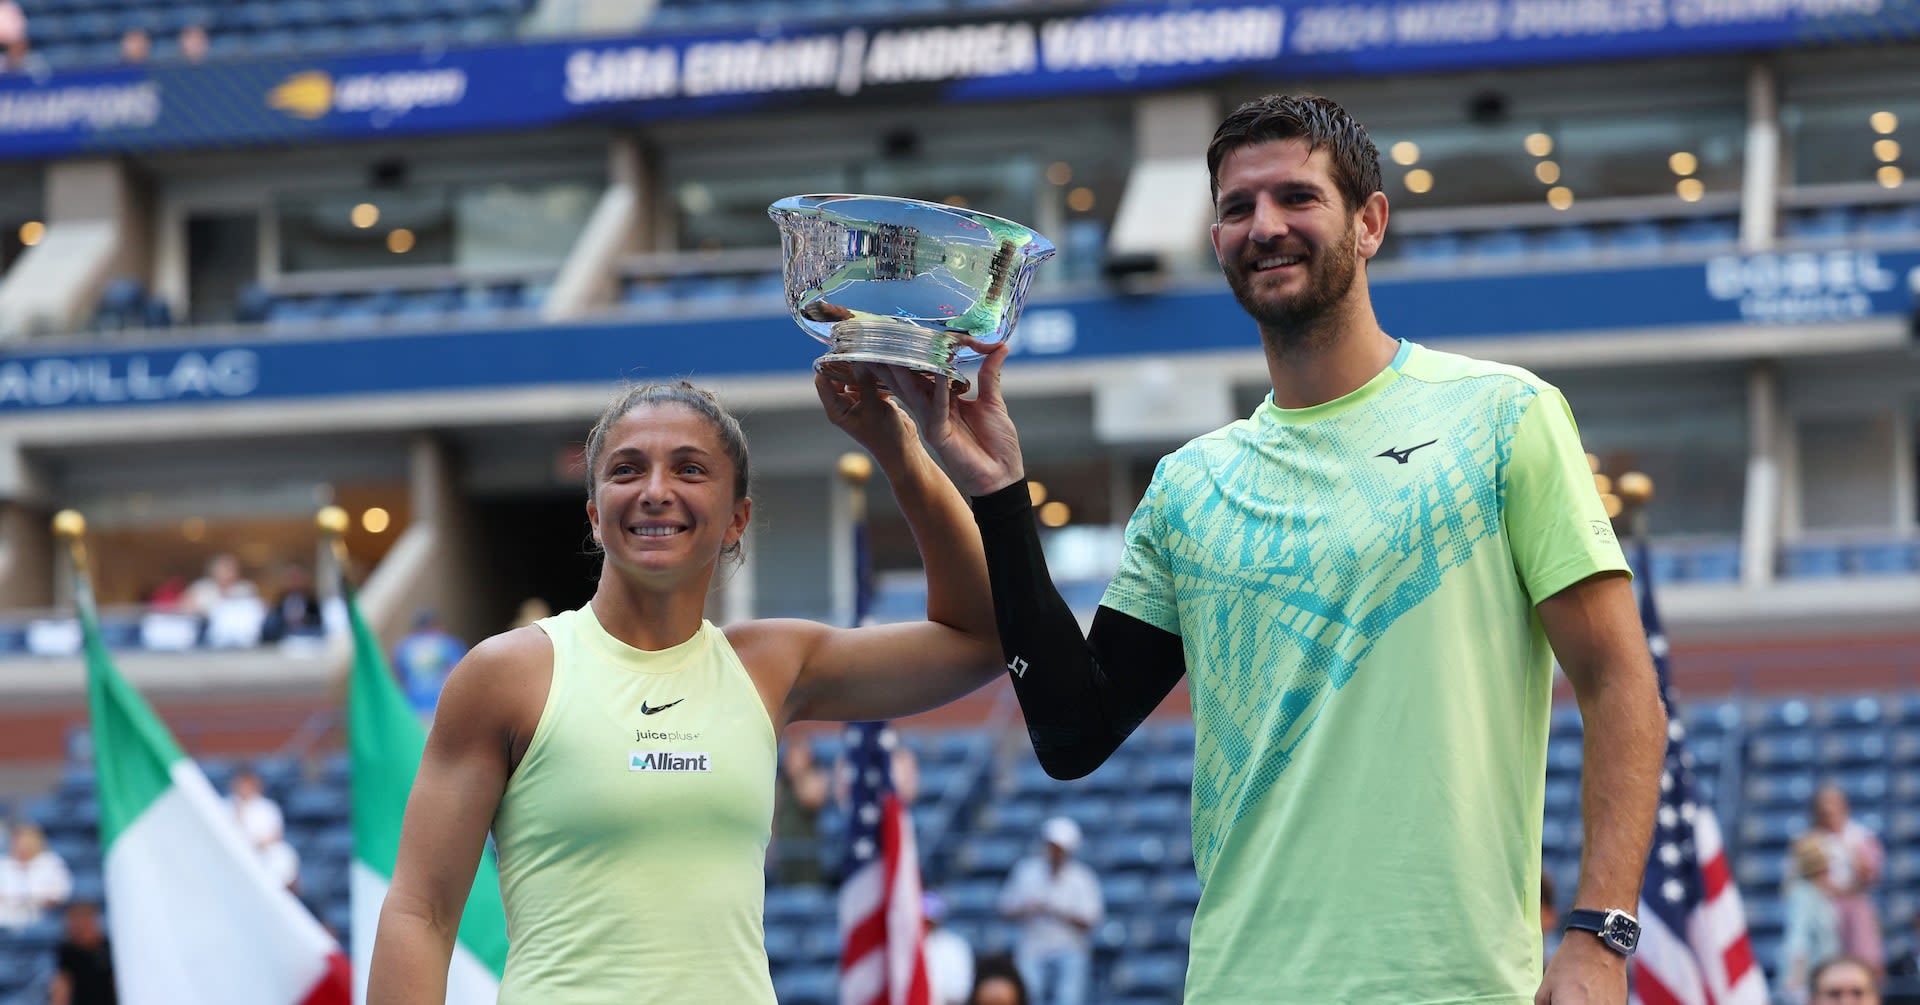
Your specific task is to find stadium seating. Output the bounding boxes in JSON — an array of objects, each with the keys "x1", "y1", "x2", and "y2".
[
  {"x1": 16, "y1": 688, "x2": 1920, "y2": 1003},
  {"x1": 17, "y1": 0, "x2": 532, "y2": 68}
]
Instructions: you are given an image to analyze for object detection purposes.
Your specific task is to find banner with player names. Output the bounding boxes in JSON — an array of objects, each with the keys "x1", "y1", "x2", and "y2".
[{"x1": 0, "y1": 0, "x2": 1914, "y2": 160}]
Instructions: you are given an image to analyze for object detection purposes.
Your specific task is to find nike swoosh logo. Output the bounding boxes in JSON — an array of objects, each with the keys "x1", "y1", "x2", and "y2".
[
  {"x1": 1376, "y1": 439, "x2": 1438, "y2": 465},
  {"x1": 640, "y1": 699, "x2": 685, "y2": 715}
]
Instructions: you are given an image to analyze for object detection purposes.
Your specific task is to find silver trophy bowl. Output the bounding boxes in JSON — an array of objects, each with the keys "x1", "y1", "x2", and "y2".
[{"x1": 768, "y1": 194, "x2": 1055, "y2": 391}]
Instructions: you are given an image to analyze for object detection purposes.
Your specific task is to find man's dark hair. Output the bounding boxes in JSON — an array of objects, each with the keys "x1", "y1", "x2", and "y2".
[
  {"x1": 1207, "y1": 94, "x2": 1382, "y2": 215},
  {"x1": 1809, "y1": 954, "x2": 1877, "y2": 995}
]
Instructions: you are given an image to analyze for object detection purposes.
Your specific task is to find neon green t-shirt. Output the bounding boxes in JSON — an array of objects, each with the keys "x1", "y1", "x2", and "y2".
[{"x1": 1103, "y1": 340, "x2": 1628, "y2": 1005}]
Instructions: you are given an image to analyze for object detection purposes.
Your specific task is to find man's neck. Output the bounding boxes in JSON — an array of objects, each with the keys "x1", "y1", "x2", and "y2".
[{"x1": 1262, "y1": 311, "x2": 1400, "y2": 410}]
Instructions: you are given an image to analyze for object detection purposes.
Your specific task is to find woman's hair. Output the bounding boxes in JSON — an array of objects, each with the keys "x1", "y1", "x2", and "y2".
[
  {"x1": 967, "y1": 953, "x2": 1030, "y2": 1005},
  {"x1": 584, "y1": 381, "x2": 751, "y2": 502}
]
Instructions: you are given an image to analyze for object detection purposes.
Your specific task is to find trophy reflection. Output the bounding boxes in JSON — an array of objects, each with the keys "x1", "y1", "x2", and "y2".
[{"x1": 768, "y1": 194, "x2": 1055, "y2": 391}]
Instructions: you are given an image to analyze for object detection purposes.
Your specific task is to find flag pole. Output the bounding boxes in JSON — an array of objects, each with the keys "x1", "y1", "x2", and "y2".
[
  {"x1": 838, "y1": 451, "x2": 873, "y2": 628},
  {"x1": 51, "y1": 508, "x2": 92, "y2": 615}
]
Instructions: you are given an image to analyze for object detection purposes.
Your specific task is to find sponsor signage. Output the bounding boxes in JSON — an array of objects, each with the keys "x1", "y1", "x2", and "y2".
[
  {"x1": 6, "y1": 248, "x2": 1916, "y2": 413},
  {"x1": 0, "y1": 0, "x2": 1913, "y2": 158}
]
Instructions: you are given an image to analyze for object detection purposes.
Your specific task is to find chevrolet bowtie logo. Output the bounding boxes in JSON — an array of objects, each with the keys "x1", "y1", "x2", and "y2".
[{"x1": 267, "y1": 71, "x2": 334, "y2": 120}]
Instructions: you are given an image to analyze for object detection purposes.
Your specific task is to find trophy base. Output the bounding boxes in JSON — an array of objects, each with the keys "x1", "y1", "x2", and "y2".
[{"x1": 814, "y1": 318, "x2": 969, "y2": 393}]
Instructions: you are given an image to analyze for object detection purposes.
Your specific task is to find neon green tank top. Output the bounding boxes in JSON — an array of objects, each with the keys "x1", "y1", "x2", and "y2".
[{"x1": 493, "y1": 605, "x2": 779, "y2": 1004}]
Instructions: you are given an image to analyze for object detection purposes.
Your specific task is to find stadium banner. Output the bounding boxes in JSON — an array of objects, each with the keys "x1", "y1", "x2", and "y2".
[
  {"x1": 3, "y1": 245, "x2": 1917, "y2": 412},
  {"x1": 0, "y1": 0, "x2": 1916, "y2": 159}
]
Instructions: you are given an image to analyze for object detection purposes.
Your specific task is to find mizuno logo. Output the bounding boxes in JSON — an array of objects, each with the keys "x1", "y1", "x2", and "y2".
[
  {"x1": 1376, "y1": 439, "x2": 1438, "y2": 465},
  {"x1": 640, "y1": 698, "x2": 684, "y2": 715}
]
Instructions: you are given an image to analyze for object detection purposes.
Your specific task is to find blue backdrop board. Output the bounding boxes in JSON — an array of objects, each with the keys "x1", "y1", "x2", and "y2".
[{"x1": 6, "y1": 246, "x2": 1916, "y2": 412}]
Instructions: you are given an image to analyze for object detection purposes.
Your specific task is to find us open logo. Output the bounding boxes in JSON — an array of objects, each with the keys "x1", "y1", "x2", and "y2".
[{"x1": 629, "y1": 750, "x2": 712, "y2": 772}]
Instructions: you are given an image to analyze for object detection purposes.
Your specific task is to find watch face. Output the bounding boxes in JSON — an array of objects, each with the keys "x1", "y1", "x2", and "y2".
[{"x1": 1602, "y1": 913, "x2": 1641, "y2": 953}]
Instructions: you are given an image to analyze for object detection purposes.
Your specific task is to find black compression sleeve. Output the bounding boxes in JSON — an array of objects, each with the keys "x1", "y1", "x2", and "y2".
[{"x1": 970, "y1": 483, "x2": 1187, "y2": 779}]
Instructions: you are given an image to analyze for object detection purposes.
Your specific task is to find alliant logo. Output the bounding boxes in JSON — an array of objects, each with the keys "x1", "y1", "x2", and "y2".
[{"x1": 628, "y1": 751, "x2": 711, "y2": 772}]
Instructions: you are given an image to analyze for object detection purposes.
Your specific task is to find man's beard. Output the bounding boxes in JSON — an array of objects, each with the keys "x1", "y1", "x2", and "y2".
[{"x1": 1223, "y1": 221, "x2": 1360, "y2": 352}]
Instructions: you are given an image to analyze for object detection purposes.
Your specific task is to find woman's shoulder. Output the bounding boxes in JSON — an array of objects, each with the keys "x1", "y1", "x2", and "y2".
[{"x1": 439, "y1": 625, "x2": 554, "y2": 713}]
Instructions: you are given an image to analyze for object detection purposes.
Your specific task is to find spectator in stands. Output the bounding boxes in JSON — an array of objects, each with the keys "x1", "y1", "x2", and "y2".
[
  {"x1": 367, "y1": 378, "x2": 1003, "y2": 1002},
  {"x1": 1781, "y1": 835, "x2": 1844, "y2": 1005},
  {"x1": 1810, "y1": 955, "x2": 1880, "y2": 1005},
  {"x1": 262, "y1": 562, "x2": 324, "y2": 643},
  {"x1": 0, "y1": 821, "x2": 71, "y2": 929},
  {"x1": 997, "y1": 816, "x2": 1102, "y2": 1005},
  {"x1": 184, "y1": 553, "x2": 259, "y2": 615},
  {"x1": 923, "y1": 891, "x2": 975, "y2": 1005},
  {"x1": 145, "y1": 574, "x2": 190, "y2": 612},
  {"x1": 770, "y1": 738, "x2": 829, "y2": 886},
  {"x1": 888, "y1": 93, "x2": 1668, "y2": 1005},
  {"x1": 177, "y1": 23, "x2": 208, "y2": 63},
  {"x1": 968, "y1": 954, "x2": 1031, "y2": 1005},
  {"x1": 1812, "y1": 784, "x2": 1887, "y2": 976},
  {"x1": 49, "y1": 900, "x2": 115, "y2": 1005},
  {"x1": 391, "y1": 609, "x2": 467, "y2": 720},
  {"x1": 227, "y1": 767, "x2": 299, "y2": 891},
  {"x1": 0, "y1": 1, "x2": 26, "y2": 73},
  {"x1": 509, "y1": 597, "x2": 552, "y2": 631},
  {"x1": 119, "y1": 28, "x2": 150, "y2": 64}
]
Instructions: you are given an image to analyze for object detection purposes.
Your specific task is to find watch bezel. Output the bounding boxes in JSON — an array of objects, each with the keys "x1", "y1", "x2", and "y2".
[{"x1": 1597, "y1": 909, "x2": 1640, "y2": 955}]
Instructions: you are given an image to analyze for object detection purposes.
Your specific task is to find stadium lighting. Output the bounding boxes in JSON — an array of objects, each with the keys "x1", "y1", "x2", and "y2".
[
  {"x1": 17, "y1": 220, "x2": 43, "y2": 246},
  {"x1": 1404, "y1": 169, "x2": 1433, "y2": 194},
  {"x1": 1038, "y1": 501, "x2": 1071, "y2": 527},
  {"x1": 1668, "y1": 151, "x2": 1697, "y2": 176},
  {"x1": 1390, "y1": 141, "x2": 1419, "y2": 166},
  {"x1": 1067, "y1": 187, "x2": 1095, "y2": 212},
  {"x1": 1027, "y1": 481, "x2": 1047, "y2": 506},
  {"x1": 1676, "y1": 178, "x2": 1705, "y2": 202},
  {"x1": 1879, "y1": 165, "x2": 1905, "y2": 188},
  {"x1": 1046, "y1": 161, "x2": 1072, "y2": 186},
  {"x1": 350, "y1": 203, "x2": 380, "y2": 228},
  {"x1": 1547, "y1": 187, "x2": 1574, "y2": 210},
  {"x1": 362, "y1": 507, "x2": 392, "y2": 534},
  {"x1": 1534, "y1": 161, "x2": 1560, "y2": 185},
  {"x1": 1874, "y1": 139, "x2": 1901, "y2": 163},
  {"x1": 1871, "y1": 111, "x2": 1898, "y2": 135},
  {"x1": 386, "y1": 229, "x2": 416, "y2": 254},
  {"x1": 1524, "y1": 132, "x2": 1553, "y2": 157}
]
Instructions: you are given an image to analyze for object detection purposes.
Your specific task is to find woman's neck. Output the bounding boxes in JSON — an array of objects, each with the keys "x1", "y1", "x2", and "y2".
[{"x1": 589, "y1": 572, "x2": 712, "y2": 651}]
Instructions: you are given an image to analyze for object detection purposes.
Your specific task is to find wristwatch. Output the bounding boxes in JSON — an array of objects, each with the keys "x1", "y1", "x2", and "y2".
[{"x1": 1563, "y1": 908, "x2": 1641, "y2": 956}]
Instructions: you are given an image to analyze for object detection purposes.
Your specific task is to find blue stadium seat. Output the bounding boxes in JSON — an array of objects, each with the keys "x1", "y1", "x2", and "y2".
[
  {"x1": 1858, "y1": 203, "x2": 1920, "y2": 237},
  {"x1": 1754, "y1": 698, "x2": 1816, "y2": 732},
  {"x1": 1783, "y1": 206, "x2": 1854, "y2": 241},
  {"x1": 1671, "y1": 216, "x2": 1737, "y2": 247},
  {"x1": 1534, "y1": 225, "x2": 1600, "y2": 257},
  {"x1": 763, "y1": 925, "x2": 803, "y2": 964},
  {"x1": 1544, "y1": 777, "x2": 1579, "y2": 813},
  {"x1": 1829, "y1": 767, "x2": 1890, "y2": 805},
  {"x1": 1823, "y1": 731, "x2": 1890, "y2": 766},
  {"x1": 1848, "y1": 540, "x2": 1913, "y2": 575},
  {"x1": 954, "y1": 835, "x2": 1025, "y2": 878},
  {"x1": 979, "y1": 799, "x2": 1045, "y2": 836},
  {"x1": 1781, "y1": 542, "x2": 1846, "y2": 578},
  {"x1": 1682, "y1": 542, "x2": 1740, "y2": 582},
  {"x1": 939, "y1": 877, "x2": 1001, "y2": 919},
  {"x1": 1738, "y1": 809, "x2": 1805, "y2": 848},
  {"x1": 1140, "y1": 719, "x2": 1195, "y2": 753},
  {"x1": 1828, "y1": 695, "x2": 1891, "y2": 730},
  {"x1": 1743, "y1": 772, "x2": 1812, "y2": 810},
  {"x1": 1749, "y1": 733, "x2": 1819, "y2": 768},
  {"x1": 1603, "y1": 220, "x2": 1666, "y2": 254},
  {"x1": 772, "y1": 964, "x2": 839, "y2": 1005},
  {"x1": 284, "y1": 785, "x2": 350, "y2": 826},
  {"x1": 1151, "y1": 871, "x2": 1203, "y2": 909},
  {"x1": 1397, "y1": 232, "x2": 1464, "y2": 263},
  {"x1": 765, "y1": 883, "x2": 830, "y2": 924},
  {"x1": 1102, "y1": 871, "x2": 1151, "y2": 911},
  {"x1": 1465, "y1": 228, "x2": 1529, "y2": 260},
  {"x1": 1107, "y1": 952, "x2": 1186, "y2": 998}
]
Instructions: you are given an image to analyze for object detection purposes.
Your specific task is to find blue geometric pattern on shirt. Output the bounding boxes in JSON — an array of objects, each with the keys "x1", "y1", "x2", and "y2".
[{"x1": 1157, "y1": 375, "x2": 1535, "y2": 876}]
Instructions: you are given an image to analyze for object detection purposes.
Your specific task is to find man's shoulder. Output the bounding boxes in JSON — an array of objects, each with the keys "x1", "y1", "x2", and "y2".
[{"x1": 1400, "y1": 342, "x2": 1555, "y2": 397}]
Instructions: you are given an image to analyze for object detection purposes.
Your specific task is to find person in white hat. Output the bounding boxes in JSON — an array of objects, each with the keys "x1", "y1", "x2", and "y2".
[{"x1": 996, "y1": 816, "x2": 1103, "y2": 1005}]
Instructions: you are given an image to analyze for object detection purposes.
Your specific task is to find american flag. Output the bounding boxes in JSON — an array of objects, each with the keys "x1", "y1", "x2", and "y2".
[
  {"x1": 837, "y1": 722, "x2": 932, "y2": 1005},
  {"x1": 1627, "y1": 540, "x2": 1769, "y2": 1005},
  {"x1": 836, "y1": 475, "x2": 932, "y2": 1005}
]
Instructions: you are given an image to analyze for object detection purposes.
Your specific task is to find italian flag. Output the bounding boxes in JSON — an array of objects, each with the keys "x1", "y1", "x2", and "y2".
[
  {"x1": 345, "y1": 591, "x2": 508, "y2": 1003},
  {"x1": 81, "y1": 604, "x2": 352, "y2": 1005}
]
